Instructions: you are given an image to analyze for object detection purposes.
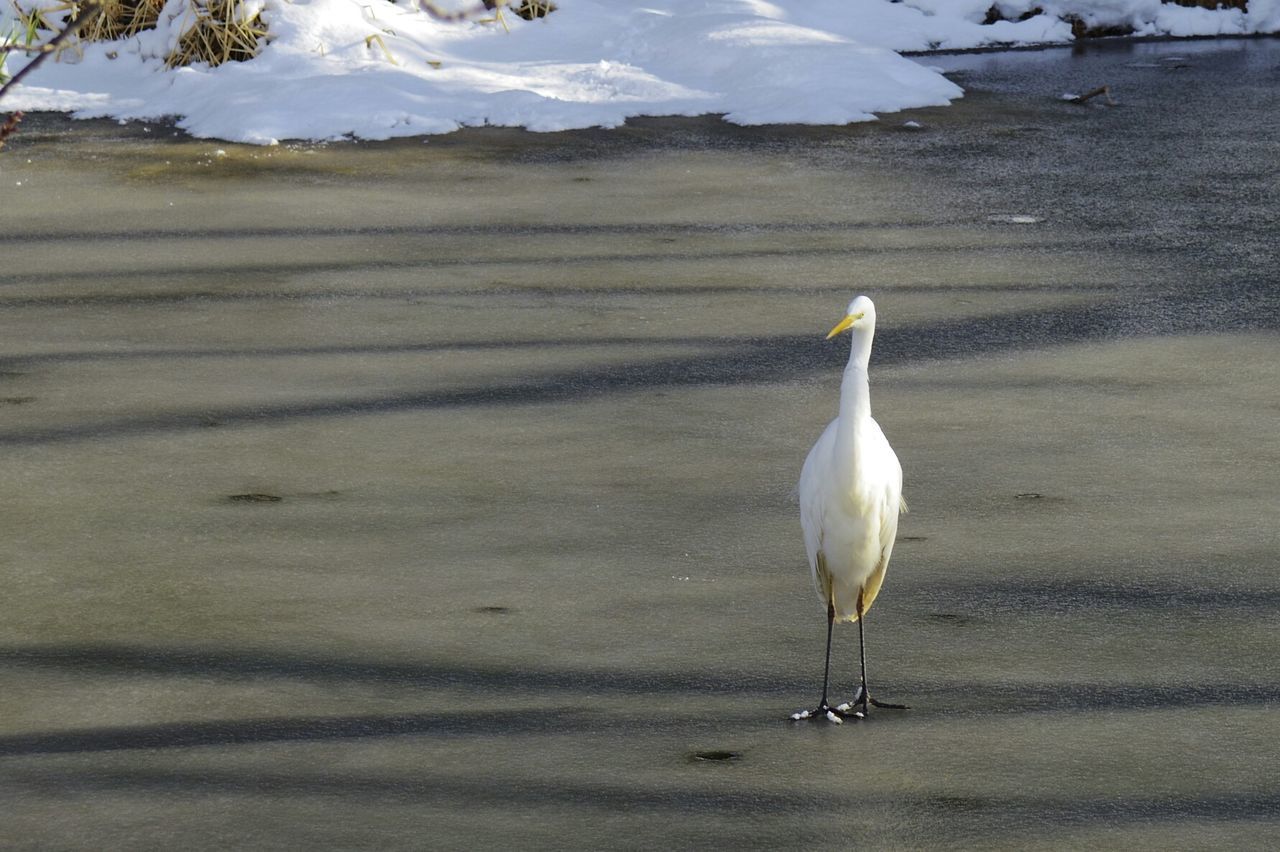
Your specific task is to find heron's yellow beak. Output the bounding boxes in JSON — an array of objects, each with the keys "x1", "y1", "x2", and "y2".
[{"x1": 825, "y1": 312, "x2": 863, "y2": 339}]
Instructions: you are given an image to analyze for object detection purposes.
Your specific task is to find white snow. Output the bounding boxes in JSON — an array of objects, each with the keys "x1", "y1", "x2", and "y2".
[{"x1": 1, "y1": 0, "x2": 1275, "y2": 143}]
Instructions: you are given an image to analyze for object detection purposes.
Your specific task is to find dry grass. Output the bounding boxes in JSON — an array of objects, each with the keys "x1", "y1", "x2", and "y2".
[
  {"x1": 11, "y1": 0, "x2": 162, "y2": 43},
  {"x1": 514, "y1": 0, "x2": 554, "y2": 20},
  {"x1": 80, "y1": 0, "x2": 165, "y2": 40},
  {"x1": 12, "y1": 0, "x2": 267, "y2": 67},
  {"x1": 165, "y1": 0, "x2": 267, "y2": 68}
]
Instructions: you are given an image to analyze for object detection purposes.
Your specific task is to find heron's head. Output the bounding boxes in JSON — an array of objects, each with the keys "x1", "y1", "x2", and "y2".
[{"x1": 825, "y1": 295, "x2": 876, "y2": 339}]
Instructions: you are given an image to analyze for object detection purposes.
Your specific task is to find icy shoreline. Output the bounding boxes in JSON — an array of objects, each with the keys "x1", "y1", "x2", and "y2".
[{"x1": 3, "y1": 0, "x2": 1278, "y2": 144}]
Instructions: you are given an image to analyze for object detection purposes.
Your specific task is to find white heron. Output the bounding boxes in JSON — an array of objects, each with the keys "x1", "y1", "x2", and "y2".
[{"x1": 791, "y1": 295, "x2": 908, "y2": 723}]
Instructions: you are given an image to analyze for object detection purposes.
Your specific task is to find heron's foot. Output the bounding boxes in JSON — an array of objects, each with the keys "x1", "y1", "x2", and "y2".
[
  {"x1": 789, "y1": 701, "x2": 863, "y2": 724},
  {"x1": 838, "y1": 686, "x2": 909, "y2": 715}
]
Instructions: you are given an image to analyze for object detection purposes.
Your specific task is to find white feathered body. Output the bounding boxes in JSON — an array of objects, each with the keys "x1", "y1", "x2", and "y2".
[{"x1": 800, "y1": 366, "x2": 903, "y2": 623}]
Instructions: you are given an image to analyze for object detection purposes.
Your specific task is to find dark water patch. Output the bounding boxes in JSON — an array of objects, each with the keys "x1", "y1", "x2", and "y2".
[
  {"x1": 0, "y1": 644, "x2": 781, "y2": 697},
  {"x1": 918, "y1": 790, "x2": 1280, "y2": 836},
  {"x1": 894, "y1": 375, "x2": 1164, "y2": 393},
  {"x1": 4, "y1": 765, "x2": 837, "y2": 817},
  {"x1": 894, "y1": 680, "x2": 1280, "y2": 718},
  {"x1": 915, "y1": 579, "x2": 1280, "y2": 616},
  {"x1": 1, "y1": 295, "x2": 1272, "y2": 449},
  {"x1": 0, "y1": 336, "x2": 720, "y2": 376},
  {"x1": 0, "y1": 239, "x2": 1109, "y2": 291},
  {"x1": 0, "y1": 281, "x2": 1129, "y2": 307},
  {"x1": 0, "y1": 709, "x2": 600, "y2": 757},
  {"x1": 3, "y1": 762, "x2": 1276, "y2": 836},
  {"x1": 0, "y1": 644, "x2": 1275, "y2": 716},
  {"x1": 897, "y1": 790, "x2": 1280, "y2": 846},
  {"x1": 0, "y1": 219, "x2": 961, "y2": 246}
]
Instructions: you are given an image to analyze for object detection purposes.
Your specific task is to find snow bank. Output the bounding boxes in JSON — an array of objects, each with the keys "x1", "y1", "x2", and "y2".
[{"x1": 0, "y1": 0, "x2": 1274, "y2": 143}]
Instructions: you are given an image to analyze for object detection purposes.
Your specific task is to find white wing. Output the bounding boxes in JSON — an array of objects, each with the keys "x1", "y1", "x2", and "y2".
[
  {"x1": 798, "y1": 419, "x2": 838, "y2": 604},
  {"x1": 862, "y1": 416, "x2": 904, "y2": 614}
]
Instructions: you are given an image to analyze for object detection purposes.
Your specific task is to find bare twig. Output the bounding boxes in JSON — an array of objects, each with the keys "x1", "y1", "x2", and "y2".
[
  {"x1": 0, "y1": 42, "x2": 61, "y2": 54},
  {"x1": 1070, "y1": 85, "x2": 1117, "y2": 106},
  {"x1": 0, "y1": 3, "x2": 102, "y2": 106}
]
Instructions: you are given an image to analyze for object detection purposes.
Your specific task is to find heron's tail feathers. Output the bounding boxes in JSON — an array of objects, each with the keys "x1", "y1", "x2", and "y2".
[
  {"x1": 816, "y1": 553, "x2": 860, "y2": 622},
  {"x1": 832, "y1": 560, "x2": 889, "y2": 623}
]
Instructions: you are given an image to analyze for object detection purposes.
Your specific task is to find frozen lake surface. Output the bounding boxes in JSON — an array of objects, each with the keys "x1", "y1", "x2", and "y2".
[{"x1": 2, "y1": 37, "x2": 1278, "y2": 849}]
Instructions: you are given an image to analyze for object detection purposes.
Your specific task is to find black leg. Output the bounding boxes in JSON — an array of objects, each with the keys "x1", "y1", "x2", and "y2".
[
  {"x1": 820, "y1": 599, "x2": 835, "y2": 706},
  {"x1": 855, "y1": 596, "x2": 870, "y2": 713},
  {"x1": 842, "y1": 589, "x2": 908, "y2": 714},
  {"x1": 790, "y1": 600, "x2": 852, "y2": 722}
]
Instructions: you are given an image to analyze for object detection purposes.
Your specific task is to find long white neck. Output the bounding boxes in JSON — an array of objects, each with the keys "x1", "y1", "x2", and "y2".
[{"x1": 833, "y1": 327, "x2": 874, "y2": 482}]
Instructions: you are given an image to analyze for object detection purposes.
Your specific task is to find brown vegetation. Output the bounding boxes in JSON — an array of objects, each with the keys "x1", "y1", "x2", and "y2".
[
  {"x1": 165, "y1": 0, "x2": 268, "y2": 68},
  {"x1": 10, "y1": 0, "x2": 267, "y2": 68}
]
